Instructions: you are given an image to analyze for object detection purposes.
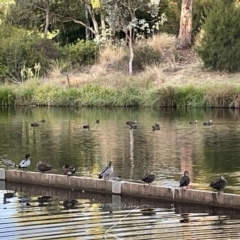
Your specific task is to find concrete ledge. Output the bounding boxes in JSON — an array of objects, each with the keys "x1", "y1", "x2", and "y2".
[
  {"x1": 5, "y1": 169, "x2": 240, "y2": 209},
  {"x1": 0, "y1": 168, "x2": 5, "y2": 180}
]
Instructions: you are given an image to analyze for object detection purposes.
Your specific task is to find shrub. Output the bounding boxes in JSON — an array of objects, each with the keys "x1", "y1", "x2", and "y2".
[
  {"x1": 133, "y1": 45, "x2": 162, "y2": 71},
  {"x1": 196, "y1": 1, "x2": 240, "y2": 72},
  {"x1": 60, "y1": 40, "x2": 98, "y2": 67}
]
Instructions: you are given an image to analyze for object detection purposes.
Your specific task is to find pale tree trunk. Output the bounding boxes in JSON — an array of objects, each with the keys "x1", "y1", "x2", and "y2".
[
  {"x1": 176, "y1": 0, "x2": 192, "y2": 50},
  {"x1": 128, "y1": 27, "x2": 133, "y2": 75},
  {"x1": 44, "y1": 0, "x2": 50, "y2": 39},
  {"x1": 85, "y1": 2, "x2": 90, "y2": 40}
]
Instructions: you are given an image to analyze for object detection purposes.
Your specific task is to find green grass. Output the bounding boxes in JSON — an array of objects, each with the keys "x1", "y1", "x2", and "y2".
[{"x1": 1, "y1": 82, "x2": 240, "y2": 108}]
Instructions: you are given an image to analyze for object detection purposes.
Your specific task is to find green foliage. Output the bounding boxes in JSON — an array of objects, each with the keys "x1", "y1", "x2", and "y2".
[
  {"x1": 196, "y1": 1, "x2": 240, "y2": 72},
  {"x1": 60, "y1": 40, "x2": 98, "y2": 67},
  {"x1": 133, "y1": 45, "x2": 161, "y2": 71},
  {"x1": 0, "y1": 25, "x2": 59, "y2": 82},
  {"x1": 0, "y1": 86, "x2": 16, "y2": 105}
]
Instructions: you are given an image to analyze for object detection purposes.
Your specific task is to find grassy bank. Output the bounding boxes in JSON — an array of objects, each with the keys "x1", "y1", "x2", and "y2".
[{"x1": 1, "y1": 80, "x2": 240, "y2": 108}]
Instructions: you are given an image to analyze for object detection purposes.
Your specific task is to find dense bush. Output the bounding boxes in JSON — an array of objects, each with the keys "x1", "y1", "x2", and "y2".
[
  {"x1": 60, "y1": 40, "x2": 98, "y2": 67},
  {"x1": 196, "y1": 1, "x2": 240, "y2": 72},
  {"x1": 0, "y1": 25, "x2": 59, "y2": 82},
  {"x1": 133, "y1": 45, "x2": 162, "y2": 71}
]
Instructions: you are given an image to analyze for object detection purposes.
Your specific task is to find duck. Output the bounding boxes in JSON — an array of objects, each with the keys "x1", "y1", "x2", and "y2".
[
  {"x1": 189, "y1": 120, "x2": 197, "y2": 124},
  {"x1": 62, "y1": 164, "x2": 76, "y2": 176},
  {"x1": 180, "y1": 170, "x2": 190, "y2": 189},
  {"x1": 210, "y1": 175, "x2": 227, "y2": 192},
  {"x1": 0, "y1": 154, "x2": 16, "y2": 169},
  {"x1": 152, "y1": 123, "x2": 160, "y2": 131},
  {"x1": 95, "y1": 120, "x2": 100, "y2": 124},
  {"x1": 141, "y1": 172, "x2": 156, "y2": 185},
  {"x1": 31, "y1": 122, "x2": 39, "y2": 127},
  {"x1": 40, "y1": 119, "x2": 45, "y2": 123},
  {"x1": 38, "y1": 196, "x2": 53, "y2": 203},
  {"x1": 83, "y1": 125, "x2": 90, "y2": 129},
  {"x1": 98, "y1": 161, "x2": 113, "y2": 180},
  {"x1": 37, "y1": 161, "x2": 52, "y2": 173},
  {"x1": 63, "y1": 199, "x2": 78, "y2": 209},
  {"x1": 129, "y1": 124, "x2": 137, "y2": 129},
  {"x1": 203, "y1": 119, "x2": 212, "y2": 125},
  {"x1": 126, "y1": 120, "x2": 137, "y2": 125},
  {"x1": 18, "y1": 154, "x2": 31, "y2": 170}
]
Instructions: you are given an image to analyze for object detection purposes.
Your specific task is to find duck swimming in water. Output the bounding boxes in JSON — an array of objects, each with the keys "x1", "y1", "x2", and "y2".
[
  {"x1": 152, "y1": 123, "x2": 160, "y2": 131},
  {"x1": 0, "y1": 155, "x2": 16, "y2": 169},
  {"x1": 18, "y1": 154, "x2": 31, "y2": 170},
  {"x1": 203, "y1": 120, "x2": 212, "y2": 125},
  {"x1": 62, "y1": 164, "x2": 76, "y2": 176},
  {"x1": 98, "y1": 161, "x2": 113, "y2": 180},
  {"x1": 180, "y1": 170, "x2": 190, "y2": 189},
  {"x1": 37, "y1": 161, "x2": 52, "y2": 173},
  {"x1": 141, "y1": 172, "x2": 156, "y2": 185},
  {"x1": 126, "y1": 120, "x2": 137, "y2": 125},
  {"x1": 210, "y1": 175, "x2": 227, "y2": 192},
  {"x1": 189, "y1": 120, "x2": 197, "y2": 124}
]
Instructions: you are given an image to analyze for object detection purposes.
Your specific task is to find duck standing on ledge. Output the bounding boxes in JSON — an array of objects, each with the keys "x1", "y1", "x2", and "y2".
[
  {"x1": 0, "y1": 155, "x2": 16, "y2": 169},
  {"x1": 18, "y1": 154, "x2": 31, "y2": 170},
  {"x1": 210, "y1": 175, "x2": 227, "y2": 192},
  {"x1": 37, "y1": 161, "x2": 52, "y2": 173},
  {"x1": 98, "y1": 161, "x2": 113, "y2": 180},
  {"x1": 203, "y1": 120, "x2": 212, "y2": 125},
  {"x1": 62, "y1": 164, "x2": 76, "y2": 176},
  {"x1": 126, "y1": 120, "x2": 137, "y2": 125},
  {"x1": 152, "y1": 123, "x2": 160, "y2": 131},
  {"x1": 141, "y1": 172, "x2": 156, "y2": 185},
  {"x1": 180, "y1": 170, "x2": 190, "y2": 189}
]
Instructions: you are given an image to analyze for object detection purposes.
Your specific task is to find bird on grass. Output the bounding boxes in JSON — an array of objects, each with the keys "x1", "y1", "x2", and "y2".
[
  {"x1": 152, "y1": 123, "x2": 160, "y2": 131},
  {"x1": 180, "y1": 170, "x2": 190, "y2": 189},
  {"x1": 189, "y1": 120, "x2": 197, "y2": 124},
  {"x1": 210, "y1": 175, "x2": 227, "y2": 192},
  {"x1": 18, "y1": 154, "x2": 31, "y2": 170},
  {"x1": 98, "y1": 161, "x2": 113, "y2": 180},
  {"x1": 141, "y1": 172, "x2": 156, "y2": 185},
  {"x1": 62, "y1": 164, "x2": 76, "y2": 176},
  {"x1": 0, "y1": 155, "x2": 16, "y2": 169},
  {"x1": 203, "y1": 120, "x2": 212, "y2": 125},
  {"x1": 37, "y1": 161, "x2": 52, "y2": 173}
]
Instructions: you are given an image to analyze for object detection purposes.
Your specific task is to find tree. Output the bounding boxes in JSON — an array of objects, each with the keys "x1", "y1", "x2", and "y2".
[
  {"x1": 176, "y1": 0, "x2": 192, "y2": 49},
  {"x1": 101, "y1": 0, "x2": 160, "y2": 75}
]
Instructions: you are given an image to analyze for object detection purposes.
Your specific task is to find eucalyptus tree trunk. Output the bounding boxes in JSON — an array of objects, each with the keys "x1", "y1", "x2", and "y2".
[
  {"x1": 176, "y1": 0, "x2": 192, "y2": 49},
  {"x1": 85, "y1": 2, "x2": 90, "y2": 40},
  {"x1": 43, "y1": 0, "x2": 50, "y2": 38},
  {"x1": 128, "y1": 27, "x2": 133, "y2": 75}
]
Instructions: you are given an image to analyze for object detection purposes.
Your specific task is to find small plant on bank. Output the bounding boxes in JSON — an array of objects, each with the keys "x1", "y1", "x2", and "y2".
[{"x1": 196, "y1": 0, "x2": 240, "y2": 72}]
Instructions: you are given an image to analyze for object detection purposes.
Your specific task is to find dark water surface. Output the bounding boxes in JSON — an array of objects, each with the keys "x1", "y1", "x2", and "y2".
[
  {"x1": 0, "y1": 106, "x2": 240, "y2": 193},
  {"x1": 1, "y1": 182, "x2": 240, "y2": 240}
]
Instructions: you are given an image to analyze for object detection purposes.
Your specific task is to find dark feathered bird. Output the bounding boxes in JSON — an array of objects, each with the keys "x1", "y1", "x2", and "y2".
[
  {"x1": 98, "y1": 161, "x2": 113, "y2": 179},
  {"x1": 40, "y1": 119, "x2": 45, "y2": 123},
  {"x1": 95, "y1": 120, "x2": 100, "y2": 124},
  {"x1": 141, "y1": 172, "x2": 156, "y2": 185},
  {"x1": 38, "y1": 196, "x2": 53, "y2": 203},
  {"x1": 189, "y1": 120, "x2": 197, "y2": 124},
  {"x1": 210, "y1": 175, "x2": 227, "y2": 192},
  {"x1": 62, "y1": 164, "x2": 76, "y2": 176},
  {"x1": 180, "y1": 170, "x2": 190, "y2": 189},
  {"x1": 37, "y1": 161, "x2": 52, "y2": 173},
  {"x1": 152, "y1": 123, "x2": 160, "y2": 131},
  {"x1": 83, "y1": 125, "x2": 90, "y2": 129},
  {"x1": 126, "y1": 120, "x2": 137, "y2": 125},
  {"x1": 31, "y1": 122, "x2": 39, "y2": 127},
  {"x1": 203, "y1": 120, "x2": 212, "y2": 125}
]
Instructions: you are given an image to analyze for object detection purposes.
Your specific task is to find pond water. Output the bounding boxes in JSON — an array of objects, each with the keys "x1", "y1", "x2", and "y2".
[
  {"x1": 0, "y1": 106, "x2": 240, "y2": 193},
  {"x1": 1, "y1": 182, "x2": 240, "y2": 240}
]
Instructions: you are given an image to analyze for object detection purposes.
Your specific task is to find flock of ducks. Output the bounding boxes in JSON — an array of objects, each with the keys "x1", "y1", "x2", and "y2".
[
  {"x1": 1, "y1": 118, "x2": 226, "y2": 193},
  {"x1": 97, "y1": 161, "x2": 227, "y2": 192}
]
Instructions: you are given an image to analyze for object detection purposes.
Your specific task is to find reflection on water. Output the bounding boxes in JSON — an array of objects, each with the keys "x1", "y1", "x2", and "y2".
[
  {"x1": 1, "y1": 183, "x2": 240, "y2": 239},
  {"x1": 1, "y1": 107, "x2": 240, "y2": 193}
]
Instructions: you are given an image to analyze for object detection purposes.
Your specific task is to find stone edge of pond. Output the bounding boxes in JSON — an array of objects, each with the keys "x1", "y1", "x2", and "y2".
[{"x1": 2, "y1": 169, "x2": 239, "y2": 209}]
